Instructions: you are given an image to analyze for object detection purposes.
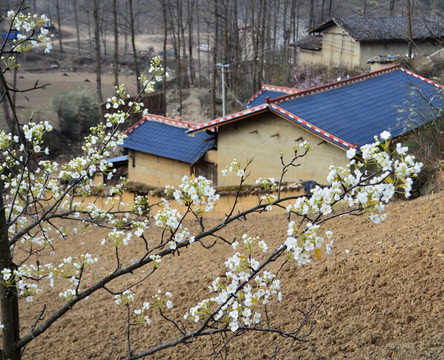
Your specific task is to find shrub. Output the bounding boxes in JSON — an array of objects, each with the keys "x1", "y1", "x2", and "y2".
[{"x1": 52, "y1": 89, "x2": 99, "y2": 142}]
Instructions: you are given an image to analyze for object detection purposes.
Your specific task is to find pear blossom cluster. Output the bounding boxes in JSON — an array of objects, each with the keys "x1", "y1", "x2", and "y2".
[
  {"x1": 255, "y1": 177, "x2": 277, "y2": 192},
  {"x1": 221, "y1": 159, "x2": 247, "y2": 177},
  {"x1": 131, "y1": 220, "x2": 149, "y2": 237},
  {"x1": 165, "y1": 175, "x2": 220, "y2": 213},
  {"x1": 186, "y1": 235, "x2": 280, "y2": 332},
  {"x1": 1, "y1": 268, "x2": 40, "y2": 302},
  {"x1": 6, "y1": 10, "x2": 53, "y2": 54},
  {"x1": 0, "y1": 254, "x2": 98, "y2": 302},
  {"x1": 132, "y1": 291, "x2": 173, "y2": 326},
  {"x1": 154, "y1": 200, "x2": 194, "y2": 249},
  {"x1": 139, "y1": 56, "x2": 167, "y2": 93},
  {"x1": 151, "y1": 290, "x2": 174, "y2": 309},
  {"x1": 260, "y1": 194, "x2": 278, "y2": 211},
  {"x1": 134, "y1": 301, "x2": 151, "y2": 325},
  {"x1": 101, "y1": 229, "x2": 132, "y2": 247},
  {"x1": 115, "y1": 290, "x2": 135, "y2": 305},
  {"x1": 285, "y1": 222, "x2": 333, "y2": 266},
  {"x1": 130, "y1": 195, "x2": 150, "y2": 216},
  {"x1": 149, "y1": 254, "x2": 162, "y2": 268}
]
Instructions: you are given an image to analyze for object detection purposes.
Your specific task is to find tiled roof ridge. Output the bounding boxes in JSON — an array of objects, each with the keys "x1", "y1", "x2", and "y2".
[
  {"x1": 125, "y1": 114, "x2": 197, "y2": 135},
  {"x1": 245, "y1": 84, "x2": 299, "y2": 105},
  {"x1": 269, "y1": 64, "x2": 402, "y2": 105},
  {"x1": 269, "y1": 103, "x2": 355, "y2": 150},
  {"x1": 188, "y1": 104, "x2": 269, "y2": 132},
  {"x1": 262, "y1": 84, "x2": 299, "y2": 94}
]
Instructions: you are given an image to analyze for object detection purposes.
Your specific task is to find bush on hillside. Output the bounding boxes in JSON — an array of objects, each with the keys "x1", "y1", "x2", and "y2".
[{"x1": 52, "y1": 89, "x2": 99, "y2": 142}]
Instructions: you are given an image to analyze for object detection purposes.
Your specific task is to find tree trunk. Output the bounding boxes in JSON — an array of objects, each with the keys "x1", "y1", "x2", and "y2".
[
  {"x1": 162, "y1": 0, "x2": 167, "y2": 115},
  {"x1": 73, "y1": 0, "x2": 81, "y2": 55},
  {"x1": 321, "y1": 0, "x2": 326, "y2": 21},
  {"x1": 272, "y1": 0, "x2": 280, "y2": 53},
  {"x1": 55, "y1": 0, "x2": 64, "y2": 52},
  {"x1": 93, "y1": 0, "x2": 104, "y2": 118},
  {"x1": 129, "y1": 0, "x2": 141, "y2": 93},
  {"x1": 179, "y1": 0, "x2": 188, "y2": 89},
  {"x1": 113, "y1": 0, "x2": 119, "y2": 87},
  {"x1": 282, "y1": 0, "x2": 289, "y2": 64},
  {"x1": 187, "y1": 0, "x2": 195, "y2": 85},
  {"x1": 0, "y1": 187, "x2": 21, "y2": 360},
  {"x1": 250, "y1": 0, "x2": 258, "y2": 91},
  {"x1": 389, "y1": 0, "x2": 396, "y2": 15},
  {"x1": 258, "y1": 0, "x2": 266, "y2": 86},
  {"x1": 309, "y1": 0, "x2": 315, "y2": 28},
  {"x1": 362, "y1": 0, "x2": 368, "y2": 16},
  {"x1": 197, "y1": 0, "x2": 202, "y2": 87}
]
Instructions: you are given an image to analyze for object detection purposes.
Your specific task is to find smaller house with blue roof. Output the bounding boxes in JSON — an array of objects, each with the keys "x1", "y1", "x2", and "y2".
[
  {"x1": 188, "y1": 65, "x2": 443, "y2": 187},
  {"x1": 122, "y1": 114, "x2": 216, "y2": 187}
]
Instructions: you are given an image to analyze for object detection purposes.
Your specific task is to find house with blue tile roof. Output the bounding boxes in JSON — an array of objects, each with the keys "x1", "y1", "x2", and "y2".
[
  {"x1": 122, "y1": 114, "x2": 216, "y2": 187},
  {"x1": 188, "y1": 65, "x2": 443, "y2": 187}
]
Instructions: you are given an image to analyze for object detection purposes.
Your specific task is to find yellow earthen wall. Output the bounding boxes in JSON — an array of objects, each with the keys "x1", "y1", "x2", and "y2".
[
  {"x1": 217, "y1": 113, "x2": 348, "y2": 187},
  {"x1": 321, "y1": 27, "x2": 360, "y2": 68},
  {"x1": 298, "y1": 49, "x2": 323, "y2": 65},
  {"x1": 127, "y1": 151, "x2": 191, "y2": 187}
]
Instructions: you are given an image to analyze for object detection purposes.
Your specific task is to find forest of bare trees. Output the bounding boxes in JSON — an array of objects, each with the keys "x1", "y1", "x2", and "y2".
[{"x1": 1, "y1": 0, "x2": 442, "y2": 119}]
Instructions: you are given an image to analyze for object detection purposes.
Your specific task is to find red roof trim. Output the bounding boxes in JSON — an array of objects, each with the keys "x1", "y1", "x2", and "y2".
[
  {"x1": 270, "y1": 64, "x2": 402, "y2": 104},
  {"x1": 400, "y1": 68, "x2": 444, "y2": 89},
  {"x1": 269, "y1": 103, "x2": 356, "y2": 149},
  {"x1": 125, "y1": 114, "x2": 198, "y2": 135},
  {"x1": 262, "y1": 84, "x2": 300, "y2": 94}
]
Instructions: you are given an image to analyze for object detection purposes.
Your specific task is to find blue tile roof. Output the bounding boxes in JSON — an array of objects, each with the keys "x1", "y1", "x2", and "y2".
[
  {"x1": 275, "y1": 68, "x2": 442, "y2": 148},
  {"x1": 123, "y1": 120, "x2": 215, "y2": 164}
]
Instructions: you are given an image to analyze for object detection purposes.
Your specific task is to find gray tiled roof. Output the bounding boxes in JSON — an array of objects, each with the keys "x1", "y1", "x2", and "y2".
[
  {"x1": 293, "y1": 35, "x2": 323, "y2": 51},
  {"x1": 310, "y1": 16, "x2": 444, "y2": 41}
]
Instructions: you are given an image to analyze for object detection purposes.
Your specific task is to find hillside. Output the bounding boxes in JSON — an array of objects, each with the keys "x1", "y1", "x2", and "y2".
[{"x1": 17, "y1": 192, "x2": 444, "y2": 359}]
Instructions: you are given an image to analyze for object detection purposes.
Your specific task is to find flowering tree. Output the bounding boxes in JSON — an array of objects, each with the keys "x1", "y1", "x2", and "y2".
[{"x1": 0, "y1": 5, "x2": 424, "y2": 360}]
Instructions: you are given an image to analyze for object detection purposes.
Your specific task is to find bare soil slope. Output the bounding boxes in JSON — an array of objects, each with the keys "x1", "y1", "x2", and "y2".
[{"x1": 15, "y1": 193, "x2": 444, "y2": 360}]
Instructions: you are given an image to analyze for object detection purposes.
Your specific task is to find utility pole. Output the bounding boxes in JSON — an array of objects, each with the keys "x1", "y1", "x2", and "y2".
[{"x1": 217, "y1": 63, "x2": 229, "y2": 116}]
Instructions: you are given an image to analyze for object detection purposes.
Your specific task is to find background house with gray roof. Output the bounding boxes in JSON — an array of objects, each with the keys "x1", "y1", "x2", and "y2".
[{"x1": 297, "y1": 16, "x2": 444, "y2": 69}]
